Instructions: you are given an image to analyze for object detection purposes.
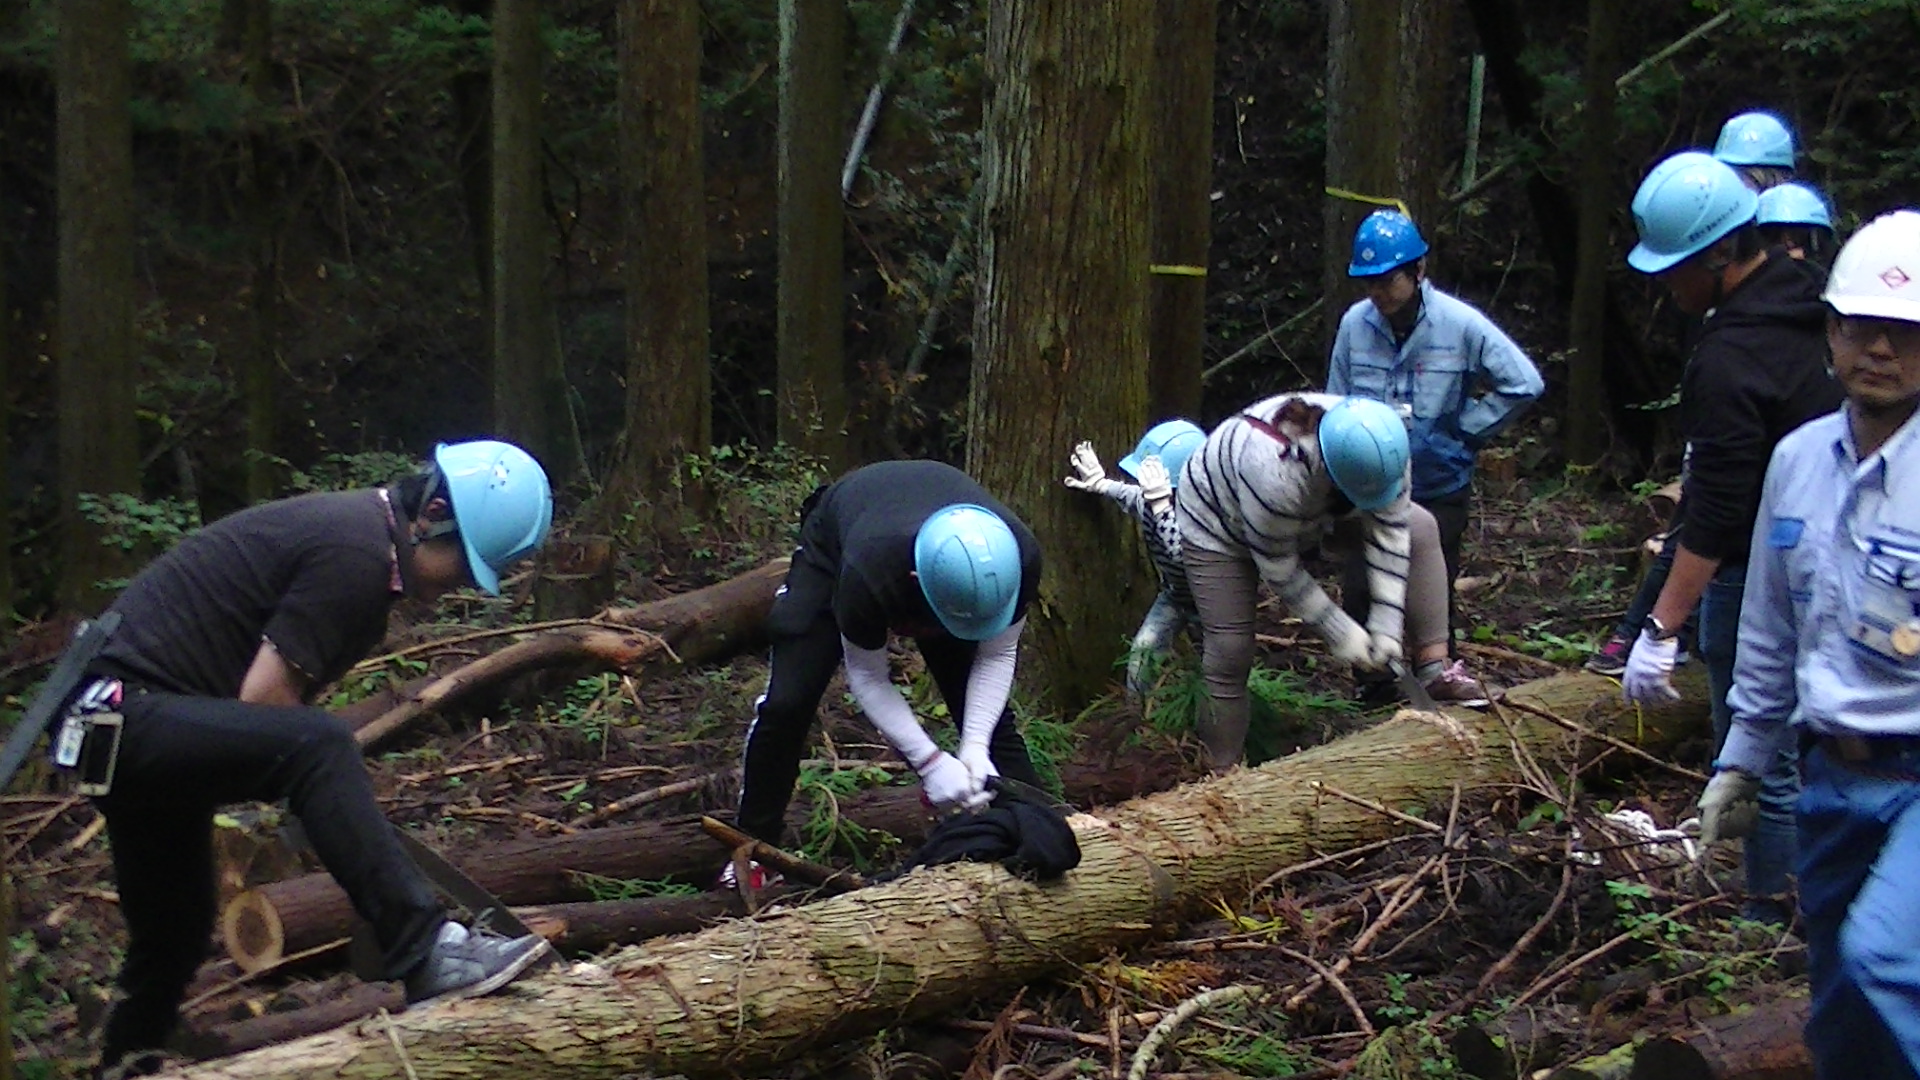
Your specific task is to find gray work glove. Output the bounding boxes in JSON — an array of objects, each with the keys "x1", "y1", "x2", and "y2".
[
  {"x1": 1064, "y1": 442, "x2": 1107, "y2": 491},
  {"x1": 1697, "y1": 769, "x2": 1761, "y2": 844}
]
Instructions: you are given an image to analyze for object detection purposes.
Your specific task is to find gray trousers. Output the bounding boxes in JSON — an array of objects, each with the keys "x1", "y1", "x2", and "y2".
[{"x1": 1186, "y1": 504, "x2": 1449, "y2": 769}]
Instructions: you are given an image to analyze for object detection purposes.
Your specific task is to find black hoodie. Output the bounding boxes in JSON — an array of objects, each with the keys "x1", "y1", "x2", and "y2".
[{"x1": 1678, "y1": 250, "x2": 1843, "y2": 565}]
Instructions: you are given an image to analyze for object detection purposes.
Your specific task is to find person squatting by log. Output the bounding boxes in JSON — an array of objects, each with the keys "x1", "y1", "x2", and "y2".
[
  {"x1": 1061, "y1": 420, "x2": 1206, "y2": 698},
  {"x1": 1325, "y1": 208, "x2": 1545, "y2": 704},
  {"x1": 1619, "y1": 150, "x2": 1843, "y2": 925},
  {"x1": 729, "y1": 460, "x2": 1044, "y2": 885},
  {"x1": 1696, "y1": 210, "x2": 1920, "y2": 1079},
  {"x1": 72, "y1": 440, "x2": 556, "y2": 1079},
  {"x1": 1175, "y1": 393, "x2": 1439, "y2": 770}
]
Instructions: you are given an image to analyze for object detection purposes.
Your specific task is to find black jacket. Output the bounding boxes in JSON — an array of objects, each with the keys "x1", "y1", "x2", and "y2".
[{"x1": 1678, "y1": 252, "x2": 1843, "y2": 565}]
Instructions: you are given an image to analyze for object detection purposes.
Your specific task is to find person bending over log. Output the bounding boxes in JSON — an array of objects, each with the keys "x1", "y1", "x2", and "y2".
[
  {"x1": 730, "y1": 461, "x2": 1044, "y2": 886},
  {"x1": 74, "y1": 441, "x2": 555, "y2": 1079},
  {"x1": 1176, "y1": 393, "x2": 1434, "y2": 769},
  {"x1": 1062, "y1": 420, "x2": 1206, "y2": 699}
]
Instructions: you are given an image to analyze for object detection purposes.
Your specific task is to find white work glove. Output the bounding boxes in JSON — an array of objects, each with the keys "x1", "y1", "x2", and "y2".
[
  {"x1": 917, "y1": 751, "x2": 984, "y2": 811},
  {"x1": 956, "y1": 741, "x2": 999, "y2": 811},
  {"x1": 1621, "y1": 629, "x2": 1682, "y2": 706},
  {"x1": 1328, "y1": 621, "x2": 1376, "y2": 669},
  {"x1": 1134, "y1": 455, "x2": 1173, "y2": 507},
  {"x1": 1365, "y1": 632, "x2": 1403, "y2": 669},
  {"x1": 1697, "y1": 769, "x2": 1761, "y2": 844},
  {"x1": 1063, "y1": 442, "x2": 1107, "y2": 491}
]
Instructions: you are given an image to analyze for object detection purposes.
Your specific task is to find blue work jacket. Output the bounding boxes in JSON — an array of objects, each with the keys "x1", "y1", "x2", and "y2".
[{"x1": 1326, "y1": 280, "x2": 1544, "y2": 501}]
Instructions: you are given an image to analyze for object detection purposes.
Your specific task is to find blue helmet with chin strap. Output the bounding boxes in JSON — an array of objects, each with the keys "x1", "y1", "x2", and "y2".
[
  {"x1": 1755, "y1": 182, "x2": 1833, "y2": 229},
  {"x1": 1320, "y1": 398, "x2": 1410, "y2": 511},
  {"x1": 1627, "y1": 152, "x2": 1758, "y2": 274},
  {"x1": 1119, "y1": 420, "x2": 1205, "y2": 486},
  {"x1": 1348, "y1": 210, "x2": 1429, "y2": 278},
  {"x1": 914, "y1": 504, "x2": 1023, "y2": 641},
  {"x1": 1713, "y1": 111, "x2": 1796, "y2": 169},
  {"x1": 427, "y1": 440, "x2": 554, "y2": 595}
]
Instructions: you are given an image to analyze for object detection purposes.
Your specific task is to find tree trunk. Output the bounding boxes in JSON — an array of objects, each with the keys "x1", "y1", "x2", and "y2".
[
  {"x1": 452, "y1": 0, "x2": 492, "y2": 330},
  {"x1": 174, "y1": 670, "x2": 1711, "y2": 1079},
  {"x1": 220, "y1": 751, "x2": 1190, "y2": 969},
  {"x1": 1629, "y1": 996, "x2": 1811, "y2": 1080},
  {"x1": 615, "y1": 0, "x2": 710, "y2": 508},
  {"x1": 1321, "y1": 0, "x2": 1451, "y2": 365},
  {"x1": 491, "y1": 0, "x2": 575, "y2": 473},
  {"x1": 775, "y1": 0, "x2": 846, "y2": 470},
  {"x1": 1145, "y1": 0, "x2": 1214, "y2": 423},
  {"x1": 1564, "y1": 0, "x2": 1616, "y2": 468},
  {"x1": 1462, "y1": 0, "x2": 1661, "y2": 464},
  {"x1": 0, "y1": 203, "x2": 13, "y2": 620},
  {"x1": 238, "y1": 0, "x2": 278, "y2": 502},
  {"x1": 57, "y1": 0, "x2": 139, "y2": 611},
  {"x1": 969, "y1": 0, "x2": 1155, "y2": 709}
]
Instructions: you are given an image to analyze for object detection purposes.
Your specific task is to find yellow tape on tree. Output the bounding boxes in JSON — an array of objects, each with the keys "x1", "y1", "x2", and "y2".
[
  {"x1": 1149, "y1": 264, "x2": 1207, "y2": 277},
  {"x1": 1324, "y1": 187, "x2": 1411, "y2": 218}
]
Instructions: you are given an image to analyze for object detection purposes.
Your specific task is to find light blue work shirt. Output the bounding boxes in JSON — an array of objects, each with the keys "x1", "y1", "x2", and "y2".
[
  {"x1": 1720, "y1": 405, "x2": 1920, "y2": 774},
  {"x1": 1327, "y1": 280, "x2": 1544, "y2": 501}
]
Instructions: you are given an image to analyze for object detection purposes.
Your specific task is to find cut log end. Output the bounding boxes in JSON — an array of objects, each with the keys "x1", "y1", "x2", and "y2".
[{"x1": 222, "y1": 890, "x2": 285, "y2": 974}]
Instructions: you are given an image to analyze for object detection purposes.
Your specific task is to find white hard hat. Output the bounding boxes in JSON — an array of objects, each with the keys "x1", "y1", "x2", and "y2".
[{"x1": 1824, "y1": 210, "x2": 1920, "y2": 324}]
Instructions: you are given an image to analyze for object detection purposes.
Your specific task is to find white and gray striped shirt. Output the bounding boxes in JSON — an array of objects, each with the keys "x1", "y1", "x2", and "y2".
[{"x1": 1176, "y1": 392, "x2": 1412, "y2": 648}]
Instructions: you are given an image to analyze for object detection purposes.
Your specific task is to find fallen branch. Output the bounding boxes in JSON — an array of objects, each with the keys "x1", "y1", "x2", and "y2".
[{"x1": 1128, "y1": 986, "x2": 1260, "y2": 1080}]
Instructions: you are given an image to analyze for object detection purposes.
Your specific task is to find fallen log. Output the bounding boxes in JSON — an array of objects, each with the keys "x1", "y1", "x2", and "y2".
[
  {"x1": 1536, "y1": 995, "x2": 1811, "y2": 1080},
  {"x1": 167, "y1": 669, "x2": 1713, "y2": 1079},
  {"x1": 180, "y1": 983, "x2": 405, "y2": 1062},
  {"x1": 352, "y1": 558, "x2": 789, "y2": 748},
  {"x1": 221, "y1": 754, "x2": 1192, "y2": 969}
]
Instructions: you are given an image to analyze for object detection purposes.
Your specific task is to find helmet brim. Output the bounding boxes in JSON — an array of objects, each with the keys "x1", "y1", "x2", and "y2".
[
  {"x1": 1826, "y1": 294, "x2": 1920, "y2": 323},
  {"x1": 1627, "y1": 242, "x2": 1686, "y2": 274},
  {"x1": 1116, "y1": 451, "x2": 1144, "y2": 478}
]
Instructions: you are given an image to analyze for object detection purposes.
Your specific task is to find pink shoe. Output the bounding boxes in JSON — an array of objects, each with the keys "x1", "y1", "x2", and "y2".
[
  {"x1": 1423, "y1": 660, "x2": 1491, "y2": 708},
  {"x1": 1583, "y1": 634, "x2": 1631, "y2": 677},
  {"x1": 716, "y1": 859, "x2": 784, "y2": 891}
]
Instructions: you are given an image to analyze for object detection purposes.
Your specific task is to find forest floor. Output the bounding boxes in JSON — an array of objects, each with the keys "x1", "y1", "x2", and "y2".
[{"x1": 1, "y1": 469, "x2": 1803, "y2": 1080}]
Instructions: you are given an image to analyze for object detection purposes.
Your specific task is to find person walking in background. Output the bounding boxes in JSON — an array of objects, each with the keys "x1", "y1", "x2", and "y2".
[
  {"x1": 1062, "y1": 420, "x2": 1206, "y2": 698},
  {"x1": 1620, "y1": 150, "x2": 1843, "y2": 923},
  {"x1": 1326, "y1": 209, "x2": 1545, "y2": 700},
  {"x1": 731, "y1": 461, "x2": 1044, "y2": 873},
  {"x1": 1756, "y1": 181, "x2": 1838, "y2": 266},
  {"x1": 1713, "y1": 110, "x2": 1798, "y2": 191},
  {"x1": 1696, "y1": 211, "x2": 1920, "y2": 1077},
  {"x1": 79, "y1": 441, "x2": 555, "y2": 1078}
]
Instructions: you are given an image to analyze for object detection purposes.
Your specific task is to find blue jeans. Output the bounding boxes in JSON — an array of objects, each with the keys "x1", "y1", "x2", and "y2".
[
  {"x1": 1700, "y1": 563, "x2": 1798, "y2": 919},
  {"x1": 1798, "y1": 746, "x2": 1920, "y2": 1080}
]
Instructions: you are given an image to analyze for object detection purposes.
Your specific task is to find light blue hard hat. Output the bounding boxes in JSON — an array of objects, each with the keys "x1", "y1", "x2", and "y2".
[
  {"x1": 1348, "y1": 209, "x2": 1430, "y2": 278},
  {"x1": 432, "y1": 440, "x2": 554, "y2": 595},
  {"x1": 1713, "y1": 111, "x2": 1797, "y2": 169},
  {"x1": 1118, "y1": 420, "x2": 1206, "y2": 487},
  {"x1": 1320, "y1": 398, "x2": 1410, "y2": 511},
  {"x1": 1755, "y1": 181, "x2": 1833, "y2": 229},
  {"x1": 1627, "y1": 152, "x2": 1759, "y2": 274},
  {"x1": 913, "y1": 504, "x2": 1023, "y2": 641}
]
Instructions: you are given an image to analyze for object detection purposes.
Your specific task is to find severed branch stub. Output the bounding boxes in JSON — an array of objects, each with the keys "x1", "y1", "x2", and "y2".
[{"x1": 699, "y1": 816, "x2": 867, "y2": 894}]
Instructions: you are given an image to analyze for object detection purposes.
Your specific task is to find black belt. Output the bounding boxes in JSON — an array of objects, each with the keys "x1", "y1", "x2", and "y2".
[{"x1": 1803, "y1": 730, "x2": 1920, "y2": 766}]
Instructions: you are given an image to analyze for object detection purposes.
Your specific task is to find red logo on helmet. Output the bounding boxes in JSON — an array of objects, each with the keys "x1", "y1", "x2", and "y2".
[{"x1": 1881, "y1": 266, "x2": 1911, "y2": 290}]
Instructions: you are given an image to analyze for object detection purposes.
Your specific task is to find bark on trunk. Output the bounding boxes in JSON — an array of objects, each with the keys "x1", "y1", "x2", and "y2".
[
  {"x1": 221, "y1": 752, "x2": 1190, "y2": 969},
  {"x1": 1564, "y1": 0, "x2": 1617, "y2": 467},
  {"x1": 176, "y1": 670, "x2": 1710, "y2": 1078},
  {"x1": 351, "y1": 558, "x2": 789, "y2": 747},
  {"x1": 1145, "y1": 0, "x2": 1214, "y2": 422},
  {"x1": 968, "y1": 0, "x2": 1156, "y2": 708},
  {"x1": 1626, "y1": 995, "x2": 1811, "y2": 1080}
]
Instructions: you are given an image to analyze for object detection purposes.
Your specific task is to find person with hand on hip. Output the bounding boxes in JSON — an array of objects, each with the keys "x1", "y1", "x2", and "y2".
[
  {"x1": 79, "y1": 440, "x2": 554, "y2": 1078},
  {"x1": 1062, "y1": 420, "x2": 1206, "y2": 698},
  {"x1": 732, "y1": 461, "x2": 1044, "y2": 878},
  {"x1": 1699, "y1": 210, "x2": 1920, "y2": 1078},
  {"x1": 1620, "y1": 150, "x2": 1842, "y2": 923}
]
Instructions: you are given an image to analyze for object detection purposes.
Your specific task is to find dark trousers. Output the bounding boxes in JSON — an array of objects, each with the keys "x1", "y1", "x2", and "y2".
[
  {"x1": 1343, "y1": 486, "x2": 1472, "y2": 655},
  {"x1": 95, "y1": 691, "x2": 443, "y2": 1067},
  {"x1": 734, "y1": 615, "x2": 1042, "y2": 845}
]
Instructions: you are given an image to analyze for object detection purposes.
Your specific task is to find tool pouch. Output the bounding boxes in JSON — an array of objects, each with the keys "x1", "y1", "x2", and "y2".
[{"x1": 52, "y1": 678, "x2": 124, "y2": 797}]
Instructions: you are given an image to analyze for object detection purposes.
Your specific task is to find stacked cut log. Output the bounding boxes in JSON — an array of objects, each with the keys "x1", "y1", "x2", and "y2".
[{"x1": 166, "y1": 669, "x2": 1715, "y2": 1079}]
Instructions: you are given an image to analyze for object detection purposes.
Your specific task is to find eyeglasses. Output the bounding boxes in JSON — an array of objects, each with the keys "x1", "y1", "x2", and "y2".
[{"x1": 1835, "y1": 315, "x2": 1920, "y2": 354}]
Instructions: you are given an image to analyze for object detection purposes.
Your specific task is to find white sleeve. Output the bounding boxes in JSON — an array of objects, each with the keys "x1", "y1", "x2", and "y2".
[
  {"x1": 841, "y1": 638, "x2": 940, "y2": 768},
  {"x1": 958, "y1": 619, "x2": 1024, "y2": 750}
]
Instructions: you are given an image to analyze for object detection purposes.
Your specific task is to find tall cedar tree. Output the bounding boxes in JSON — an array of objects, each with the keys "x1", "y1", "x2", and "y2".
[
  {"x1": 57, "y1": 0, "x2": 139, "y2": 610},
  {"x1": 970, "y1": 0, "x2": 1154, "y2": 708},
  {"x1": 615, "y1": 0, "x2": 710, "y2": 506},
  {"x1": 492, "y1": 0, "x2": 577, "y2": 473},
  {"x1": 1566, "y1": 0, "x2": 1618, "y2": 466},
  {"x1": 775, "y1": 0, "x2": 847, "y2": 470},
  {"x1": 1320, "y1": 0, "x2": 1452, "y2": 365},
  {"x1": 236, "y1": 0, "x2": 278, "y2": 502},
  {"x1": 1146, "y1": 0, "x2": 1214, "y2": 423}
]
